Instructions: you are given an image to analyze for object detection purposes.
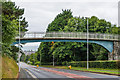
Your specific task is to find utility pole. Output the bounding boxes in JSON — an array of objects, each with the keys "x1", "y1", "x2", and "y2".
[
  {"x1": 87, "y1": 17, "x2": 89, "y2": 69},
  {"x1": 51, "y1": 41, "x2": 54, "y2": 66},
  {"x1": 53, "y1": 53, "x2": 54, "y2": 66},
  {"x1": 40, "y1": 52, "x2": 41, "y2": 66},
  {"x1": 33, "y1": 50, "x2": 35, "y2": 65},
  {"x1": 18, "y1": 16, "x2": 21, "y2": 72}
]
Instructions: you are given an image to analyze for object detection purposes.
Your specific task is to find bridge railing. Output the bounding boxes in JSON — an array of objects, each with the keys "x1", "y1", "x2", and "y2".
[{"x1": 16, "y1": 32, "x2": 120, "y2": 41}]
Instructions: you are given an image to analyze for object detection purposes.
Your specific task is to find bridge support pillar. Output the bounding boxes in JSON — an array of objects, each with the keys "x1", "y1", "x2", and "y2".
[{"x1": 108, "y1": 42, "x2": 120, "y2": 60}]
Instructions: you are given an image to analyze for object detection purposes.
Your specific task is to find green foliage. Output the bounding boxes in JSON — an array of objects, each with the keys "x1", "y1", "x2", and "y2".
[
  {"x1": 9, "y1": 46, "x2": 19, "y2": 61},
  {"x1": 36, "y1": 9, "x2": 118, "y2": 64},
  {"x1": 62, "y1": 61, "x2": 68, "y2": 66},
  {"x1": 28, "y1": 53, "x2": 38, "y2": 65},
  {"x1": 2, "y1": 55, "x2": 19, "y2": 78},
  {"x1": 68, "y1": 61, "x2": 119, "y2": 69},
  {"x1": 90, "y1": 43, "x2": 108, "y2": 60},
  {"x1": 25, "y1": 9, "x2": 119, "y2": 65},
  {"x1": 2, "y1": 2, "x2": 28, "y2": 46},
  {"x1": 47, "y1": 9, "x2": 73, "y2": 32},
  {"x1": 20, "y1": 53, "x2": 26, "y2": 62},
  {"x1": 24, "y1": 55, "x2": 30, "y2": 63},
  {"x1": 35, "y1": 61, "x2": 40, "y2": 65},
  {"x1": 29, "y1": 62, "x2": 33, "y2": 65},
  {"x1": 1, "y1": 1, "x2": 28, "y2": 61}
]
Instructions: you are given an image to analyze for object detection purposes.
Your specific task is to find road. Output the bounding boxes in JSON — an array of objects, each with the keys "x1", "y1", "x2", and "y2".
[{"x1": 18, "y1": 62, "x2": 119, "y2": 80}]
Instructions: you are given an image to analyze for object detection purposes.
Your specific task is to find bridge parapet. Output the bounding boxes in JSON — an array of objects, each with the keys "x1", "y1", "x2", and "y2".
[{"x1": 16, "y1": 32, "x2": 120, "y2": 41}]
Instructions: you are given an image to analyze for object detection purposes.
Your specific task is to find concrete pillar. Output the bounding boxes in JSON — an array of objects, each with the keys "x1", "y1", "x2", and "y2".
[
  {"x1": 113, "y1": 41, "x2": 120, "y2": 60},
  {"x1": 108, "y1": 52, "x2": 114, "y2": 60},
  {"x1": 108, "y1": 41, "x2": 120, "y2": 60}
]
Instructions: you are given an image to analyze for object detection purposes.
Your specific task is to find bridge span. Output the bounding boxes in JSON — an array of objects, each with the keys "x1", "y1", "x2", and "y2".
[
  {"x1": 14, "y1": 32, "x2": 120, "y2": 60},
  {"x1": 16, "y1": 32, "x2": 119, "y2": 41}
]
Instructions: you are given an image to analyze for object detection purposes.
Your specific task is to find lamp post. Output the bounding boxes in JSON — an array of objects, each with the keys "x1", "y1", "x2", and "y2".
[
  {"x1": 51, "y1": 41, "x2": 54, "y2": 66},
  {"x1": 87, "y1": 17, "x2": 89, "y2": 69},
  {"x1": 40, "y1": 52, "x2": 41, "y2": 66},
  {"x1": 53, "y1": 53, "x2": 54, "y2": 66},
  {"x1": 18, "y1": 16, "x2": 21, "y2": 72}
]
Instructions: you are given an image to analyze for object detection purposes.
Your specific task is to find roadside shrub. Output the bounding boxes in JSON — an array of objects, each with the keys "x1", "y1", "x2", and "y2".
[
  {"x1": 68, "y1": 60, "x2": 118, "y2": 69},
  {"x1": 39, "y1": 60, "x2": 119, "y2": 69},
  {"x1": 55, "y1": 62, "x2": 62, "y2": 66},
  {"x1": 29, "y1": 62, "x2": 33, "y2": 65},
  {"x1": 116, "y1": 60, "x2": 120, "y2": 69},
  {"x1": 41, "y1": 62, "x2": 62, "y2": 66},
  {"x1": 62, "y1": 61, "x2": 68, "y2": 66},
  {"x1": 35, "y1": 61, "x2": 40, "y2": 65},
  {"x1": 41, "y1": 62, "x2": 53, "y2": 65}
]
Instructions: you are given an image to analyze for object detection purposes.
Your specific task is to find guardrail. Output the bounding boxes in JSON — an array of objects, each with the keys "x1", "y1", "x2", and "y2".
[{"x1": 16, "y1": 32, "x2": 120, "y2": 41}]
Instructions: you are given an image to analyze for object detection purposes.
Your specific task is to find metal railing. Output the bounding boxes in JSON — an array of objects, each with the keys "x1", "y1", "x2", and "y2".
[{"x1": 16, "y1": 32, "x2": 120, "y2": 41}]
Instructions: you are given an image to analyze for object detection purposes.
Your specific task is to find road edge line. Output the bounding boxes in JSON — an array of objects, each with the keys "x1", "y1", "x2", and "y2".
[{"x1": 24, "y1": 69, "x2": 38, "y2": 79}]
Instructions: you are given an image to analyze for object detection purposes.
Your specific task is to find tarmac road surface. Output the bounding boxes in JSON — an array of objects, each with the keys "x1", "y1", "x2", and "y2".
[{"x1": 18, "y1": 62, "x2": 119, "y2": 80}]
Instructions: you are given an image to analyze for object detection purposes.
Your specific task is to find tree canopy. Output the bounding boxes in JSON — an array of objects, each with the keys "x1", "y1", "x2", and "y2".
[
  {"x1": 24, "y1": 9, "x2": 119, "y2": 65},
  {"x1": 1, "y1": 1, "x2": 28, "y2": 61}
]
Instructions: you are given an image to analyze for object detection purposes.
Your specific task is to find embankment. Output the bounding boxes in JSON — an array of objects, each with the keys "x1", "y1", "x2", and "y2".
[{"x1": 2, "y1": 55, "x2": 19, "y2": 78}]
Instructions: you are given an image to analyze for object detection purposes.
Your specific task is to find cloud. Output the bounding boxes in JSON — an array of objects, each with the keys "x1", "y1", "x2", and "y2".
[{"x1": 12, "y1": 0, "x2": 119, "y2": 2}]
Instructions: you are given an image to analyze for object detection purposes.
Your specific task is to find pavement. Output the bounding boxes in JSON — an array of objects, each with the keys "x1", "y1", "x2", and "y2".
[{"x1": 18, "y1": 62, "x2": 120, "y2": 80}]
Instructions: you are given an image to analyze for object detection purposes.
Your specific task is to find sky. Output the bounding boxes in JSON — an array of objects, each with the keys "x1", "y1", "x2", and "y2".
[{"x1": 12, "y1": 0, "x2": 119, "y2": 51}]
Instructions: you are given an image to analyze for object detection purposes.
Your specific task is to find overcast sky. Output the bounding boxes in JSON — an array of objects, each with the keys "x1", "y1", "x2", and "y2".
[{"x1": 12, "y1": 0, "x2": 119, "y2": 51}]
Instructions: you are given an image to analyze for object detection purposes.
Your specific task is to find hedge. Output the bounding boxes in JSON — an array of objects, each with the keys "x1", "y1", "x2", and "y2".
[
  {"x1": 41, "y1": 62, "x2": 62, "y2": 65},
  {"x1": 68, "y1": 60, "x2": 120, "y2": 69},
  {"x1": 37, "y1": 60, "x2": 120, "y2": 69}
]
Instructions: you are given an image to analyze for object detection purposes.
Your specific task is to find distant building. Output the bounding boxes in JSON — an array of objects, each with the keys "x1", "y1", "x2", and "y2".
[{"x1": 24, "y1": 50, "x2": 36, "y2": 55}]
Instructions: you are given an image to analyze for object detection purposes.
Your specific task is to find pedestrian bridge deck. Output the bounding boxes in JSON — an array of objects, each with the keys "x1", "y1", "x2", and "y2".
[
  {"x1": 16, "y1": 32, "x2": 120, "y2": 41},
  {"x1": 14, "y1": 32, "x2": 120, "y2": 53}
]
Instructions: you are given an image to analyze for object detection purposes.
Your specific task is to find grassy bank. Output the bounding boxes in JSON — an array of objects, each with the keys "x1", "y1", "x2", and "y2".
[
  {"x1": 40, "y1": 65, "x2": 119, "y2": 75},
  {"x1": 0, "y1": 55, "x2": 2, "y2": 79},
  {"x1": 2, "y1": 55, "x2": 19, "y2": 78}
]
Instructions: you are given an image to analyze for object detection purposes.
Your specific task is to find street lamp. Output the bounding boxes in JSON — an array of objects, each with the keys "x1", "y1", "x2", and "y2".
[
  {"x1": 40, "y1": 52, "x2": 41, "y2": 66},
  {"x1": 86, "y1": 17, "x2": 89, "y2": 69},
  {"x1": 18, "y1": 16, "x2": 21, "y2": 72},
  {"x1": 51, "y1": 41, "x2": 54, "y2": 66}
]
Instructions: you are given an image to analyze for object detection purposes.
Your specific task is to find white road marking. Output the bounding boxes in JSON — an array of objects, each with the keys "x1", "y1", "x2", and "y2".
[{"x1": 24, "y1": 68, "x2": 38, "y2": 79}]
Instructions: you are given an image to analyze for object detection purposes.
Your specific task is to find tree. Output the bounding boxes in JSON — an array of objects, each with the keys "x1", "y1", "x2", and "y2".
[
  {"x1": 2, "y1": 1, "x2": 28, "y2": 61},
  {"x1": 24, "y1": 55, "x2": 30, "y2": 63},
  {"x1": 31, "y1": 9, "x2": 119, "y2": 65},
  {"x1": 47, "y1": 9, "x2": 73, "y2": 32},
  {"x1": 20, "y1": 54, "x2": 26, "y2": 62}
]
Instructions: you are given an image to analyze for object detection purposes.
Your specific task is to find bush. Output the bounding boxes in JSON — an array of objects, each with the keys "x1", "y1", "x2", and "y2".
[
  {"x1": 29, "y1": 62, "x2": 33, "y2": 65},
  {"x1": 55, "y1": 62, "x2": 62, "y2": 65},
  {"x1": 41, "y1": 62, "x2": 53, "y2": 65},
  {"x1": 39, "y1": 60, "x2": 119, "y2": 69},
  {"x1": 35, "y1": 61, "x2": 40, "y2": 65},
  {"x1": 62, "y1": 61, "x2": 68, "y2": 66},
  {"x1": 68, "y1": 60, "x2": 118, "y2": 69},
  {"x1": 41, "y1": 62, "x2": 62, "y2": 66}
]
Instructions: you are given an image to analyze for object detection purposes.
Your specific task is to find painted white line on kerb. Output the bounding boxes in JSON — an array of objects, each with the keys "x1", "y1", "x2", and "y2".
[{"x1": 24, "y1": 69, "x2": 38, "y2": 79}]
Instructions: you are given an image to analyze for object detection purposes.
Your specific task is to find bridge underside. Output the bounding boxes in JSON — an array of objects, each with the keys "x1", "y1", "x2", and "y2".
[{"x1": 14, "y1": 39, "x2": 113, "y2": 53}]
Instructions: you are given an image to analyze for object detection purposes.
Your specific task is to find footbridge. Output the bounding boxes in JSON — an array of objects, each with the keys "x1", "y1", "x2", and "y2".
[{"x1": 14, "y1": 32, "x2": 120, "y2": 60}]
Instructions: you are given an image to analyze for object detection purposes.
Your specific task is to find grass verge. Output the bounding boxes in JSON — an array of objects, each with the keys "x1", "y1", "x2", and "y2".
[
  {"x1": 2, "y1": 55, "x2": 19, "y2": 78},
  {"x1": 40, "y1": 65, "x2": 119, "y2": 75}
]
